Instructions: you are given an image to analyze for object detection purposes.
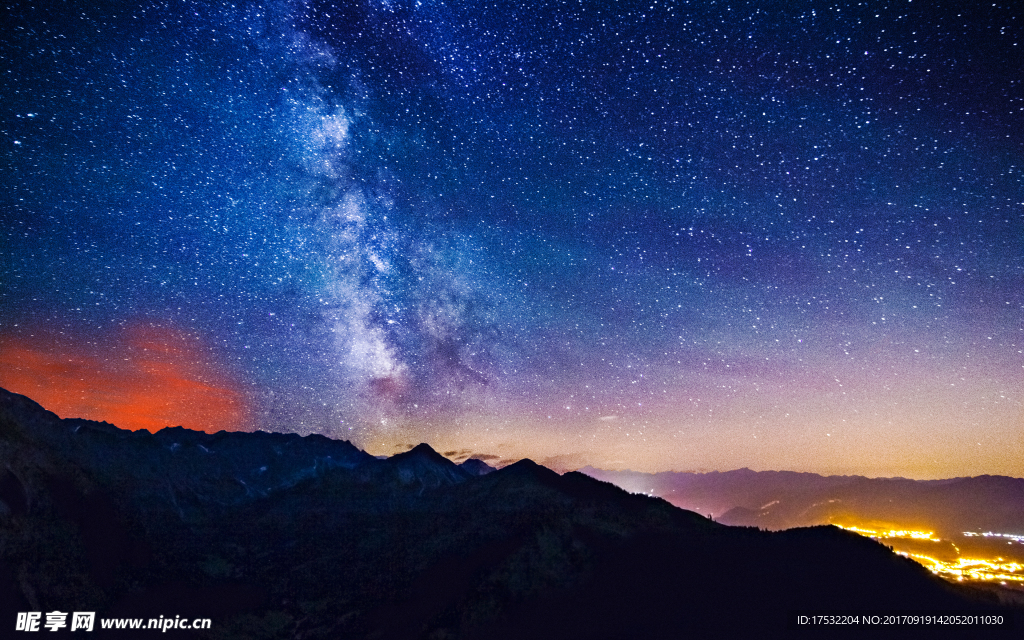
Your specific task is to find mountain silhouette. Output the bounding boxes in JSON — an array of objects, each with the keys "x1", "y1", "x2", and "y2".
[
  {"x1": 1, "y1": 387, "x2": 1018, "y2": 638},
  {"x1": 458, "y1": 458, "x2": 496, "y2": 476},
  {"x1": 580, "y1": 466, "x2": 1024, "y2": 534},
  {"x1": 383, "y1": 443, "x2": 474, "y2": 490}
]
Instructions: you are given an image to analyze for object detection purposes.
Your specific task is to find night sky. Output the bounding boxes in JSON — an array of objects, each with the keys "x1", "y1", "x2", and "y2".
[{"x1": 2, "y1": 0, "x2": 1022, "y2": 478}]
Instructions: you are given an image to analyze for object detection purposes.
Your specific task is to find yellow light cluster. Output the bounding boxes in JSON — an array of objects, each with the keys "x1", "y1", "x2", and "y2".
[
  {"x1": 900, "y1": 553, "x2": 1024, "y2": 584},
  {"x1": 836, "y1": 525, "x2": 936, "y2": 541},
  {"x1": 888, "y1": 529, "x2": 937, "y2": 540},
  {"x1": 963, "y1": 531, "x2": 1024, "y2": 544},
  {"x1": 838, "y1": 525, "x2": 878, "y2": 536},
  {"x1": 838, "y1": 525, "x2": 1024, "y2": 586}
]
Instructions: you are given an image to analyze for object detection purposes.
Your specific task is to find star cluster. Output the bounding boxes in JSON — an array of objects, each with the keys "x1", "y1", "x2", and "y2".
[{"x1": 2, "y1": 0, "x2": 1022, "y2": 477}]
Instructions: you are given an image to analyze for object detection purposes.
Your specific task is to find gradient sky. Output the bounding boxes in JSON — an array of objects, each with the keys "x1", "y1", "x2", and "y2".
[{"x1": 2, "y1": 0, "x2": 1021, "y2": 478}]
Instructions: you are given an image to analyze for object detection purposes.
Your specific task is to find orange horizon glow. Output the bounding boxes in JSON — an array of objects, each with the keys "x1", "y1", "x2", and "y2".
[{"x1": 0, "y1": 323, "x2": 248, "y2": 433}]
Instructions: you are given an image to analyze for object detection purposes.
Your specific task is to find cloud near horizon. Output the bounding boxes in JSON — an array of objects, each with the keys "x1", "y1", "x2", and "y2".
[{"x1": 0, "y1": 324, "x2": 248, "y2": 433}]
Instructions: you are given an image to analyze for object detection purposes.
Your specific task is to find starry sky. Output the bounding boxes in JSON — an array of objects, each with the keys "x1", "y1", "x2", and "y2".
[{"x1": 2, "y1": 0, "x2": 1022, "y2": 478}]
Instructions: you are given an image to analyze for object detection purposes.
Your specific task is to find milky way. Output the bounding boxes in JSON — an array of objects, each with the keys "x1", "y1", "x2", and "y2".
[{"x1": 2, "y1": 0, "x2": 1022, "y2": 477}]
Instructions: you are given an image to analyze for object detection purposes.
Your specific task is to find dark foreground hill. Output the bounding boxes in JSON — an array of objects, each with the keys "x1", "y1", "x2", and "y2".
[{"x1": 0, "y1": 388, "x2": 1017, "y2": 639}]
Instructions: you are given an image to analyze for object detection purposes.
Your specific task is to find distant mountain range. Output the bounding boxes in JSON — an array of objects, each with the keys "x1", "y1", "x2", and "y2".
[
  {"x1": 1, "y1": 387, "x2": 1018, "y2": 639},
  {"x1": 579, "y1": 466, "x2": 1024, "y2": 535}
]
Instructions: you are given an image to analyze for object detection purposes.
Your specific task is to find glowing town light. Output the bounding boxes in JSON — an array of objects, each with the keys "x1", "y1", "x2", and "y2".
[
  {"x1": 836, "y1": 525, "x2": 937, "y2": 541},
  {"x1": 844, "y1": 527, "x2": 1024, "y2": 585},
  {"x1": 962, "y1": 531, "x2": 1024, "y2": 544}
]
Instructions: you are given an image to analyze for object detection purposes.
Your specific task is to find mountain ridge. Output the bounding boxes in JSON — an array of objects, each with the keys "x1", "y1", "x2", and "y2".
[
  {"x1": 1, "y1": 386, "x2": 1018, "y2": 638},
  {"x1": 580, "y1": 465, "x2": 1024, "y2": 534}
]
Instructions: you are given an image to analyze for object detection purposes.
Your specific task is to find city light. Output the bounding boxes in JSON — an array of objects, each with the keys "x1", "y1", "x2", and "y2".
[
  {"x1": 836, "y1": 525, "x2": 938, "y2": 541},
  {"x1": 838, "y1": 526, "x2": 1024, "y2": 586},
  {"x1": 900, "y1": 553, "x2": 1024, "y2": 583},
  {"x1": 963, "y1": 532, "x2": 1024, "y2": 544}
]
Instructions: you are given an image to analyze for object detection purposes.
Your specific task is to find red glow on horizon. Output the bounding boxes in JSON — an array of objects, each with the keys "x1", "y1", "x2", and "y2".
[{"x1": 0, "y1": 324, "x2": 248, "y2": 433}]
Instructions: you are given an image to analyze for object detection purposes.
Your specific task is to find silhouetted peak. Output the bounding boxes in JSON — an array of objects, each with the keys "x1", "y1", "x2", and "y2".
[
  {"x1": 492, "y1": 458, "x2": 562, "y2": 486},
  {"x1": 0, "y1": 387, "x2": 50, "y2": 416},
  {"x1": 389, "y1": 443, "x2": 448, "y2": 464},
  {"x1": 459, "y1": 458, "x2": 495, "y2": 476},
  {"x1": 385, "y1": 443, "x2": 471, "y2": 487},
  {"x1": 502, "y1": 458, "x2": 540, "y2": 470}
]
